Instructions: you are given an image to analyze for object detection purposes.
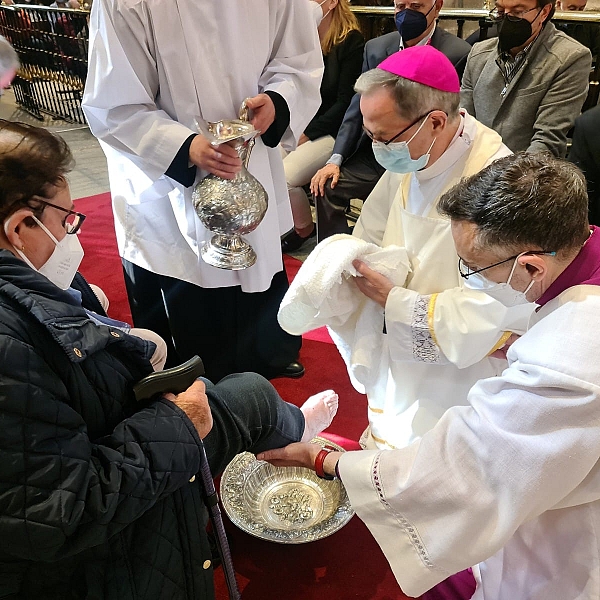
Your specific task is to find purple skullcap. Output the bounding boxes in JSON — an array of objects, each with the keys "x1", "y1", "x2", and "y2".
[{"x1": 378, "y1": 45, "x2": 460, "y2": 93}]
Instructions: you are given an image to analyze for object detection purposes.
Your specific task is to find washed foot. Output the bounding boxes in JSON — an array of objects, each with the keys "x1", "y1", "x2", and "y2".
[{"x1": 300, "y1": 389, "x2": 339, "y2": 442}]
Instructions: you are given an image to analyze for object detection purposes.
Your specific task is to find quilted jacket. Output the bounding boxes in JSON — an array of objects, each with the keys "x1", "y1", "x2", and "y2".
[{"x1": 0, "y1": 251, "x2": 214, "y2": 599}]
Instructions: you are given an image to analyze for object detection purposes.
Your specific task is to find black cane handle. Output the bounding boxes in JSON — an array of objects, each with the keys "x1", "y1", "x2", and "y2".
[{"x1": 133, "y1": 355, "x2": 205, "y2": 402}]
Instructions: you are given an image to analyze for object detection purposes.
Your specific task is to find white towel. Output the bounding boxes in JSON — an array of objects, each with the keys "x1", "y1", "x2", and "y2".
[{"x1": 279, "y1": 234, "x2": 410, "y2": 391}]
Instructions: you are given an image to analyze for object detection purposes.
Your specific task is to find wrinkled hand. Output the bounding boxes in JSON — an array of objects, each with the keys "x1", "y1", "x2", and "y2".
[
  {"x1": 490, "y1": 333, "x2": 520, "y2": 359},
  {"x1": 189, "y1": 135, "x2": 242, "y2": 180},
  {"x1": 165, "y1": 379, "x2": 213, "y2": 439},
  {"x1": 310, "y1": 163, "x2": 341, "y2": 196},
  {"x1": 244, "y1": 93, "x2": 276, "y2": 135},
  {"x1": 352, "y1": 259, "x2": 394, "y2": 308},
  {"x1": 257, "y1": 442, "x2": 323, "y2": 469}
]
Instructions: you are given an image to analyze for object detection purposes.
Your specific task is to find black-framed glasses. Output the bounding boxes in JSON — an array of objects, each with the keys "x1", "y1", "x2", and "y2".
[
  {"x1": 36, "y1": 199, "x2": 86, "y2": 234},
  {"x1": 362, "y1": 111, "x2": 431, "y2": 146},
  {"x1": 489, "y1": 6, "x2": 540, "y2": 21},
  {"x1": 458, "y1": 250, "x2": 556, "y2": 279}
]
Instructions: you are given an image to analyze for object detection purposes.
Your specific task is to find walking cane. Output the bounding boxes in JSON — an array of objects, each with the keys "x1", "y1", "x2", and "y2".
[{"x1": 133, "y1": 356, "x2": 242, "y2": 600}]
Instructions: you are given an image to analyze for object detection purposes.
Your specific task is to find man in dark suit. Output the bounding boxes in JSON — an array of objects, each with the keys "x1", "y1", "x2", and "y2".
[
  {"x1": 310, "y1": 0, "x2": 471, "y2": 241},
  {"x1": 569, "y1": 105, "x2": 600, "y2": 225}
]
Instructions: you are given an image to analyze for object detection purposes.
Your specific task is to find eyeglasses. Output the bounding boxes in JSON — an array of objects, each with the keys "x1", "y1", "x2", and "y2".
[
  {"x1": 36, "y1": 199, "x2": 86, "y2": 234},
  {"x1": 362, "y1": 112, "x2": 431, "y2": 146},
  {"x1": 489, "y1": 6, "x2": 540, "y2": 21},
  {"x1": 458, "y1": 250, "x2": 556, "y2": 279}
]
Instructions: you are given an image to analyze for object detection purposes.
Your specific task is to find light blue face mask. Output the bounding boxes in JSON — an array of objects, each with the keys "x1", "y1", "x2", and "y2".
[{"x1": 372, "y1": 116, "x2": 436, "y2": 174}]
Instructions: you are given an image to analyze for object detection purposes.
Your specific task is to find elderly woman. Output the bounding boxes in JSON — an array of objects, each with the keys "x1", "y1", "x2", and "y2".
[{"x1": 0, "y1": 120, "x2": 338, "y2": 599}]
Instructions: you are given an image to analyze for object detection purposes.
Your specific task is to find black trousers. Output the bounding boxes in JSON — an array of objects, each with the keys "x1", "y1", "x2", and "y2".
[
  {"x1": 315, "y1": 143, "x2": 385, "y2": 242},
  {"x1": 122, "y1": 260, "x2": 301, "y2": 382}
]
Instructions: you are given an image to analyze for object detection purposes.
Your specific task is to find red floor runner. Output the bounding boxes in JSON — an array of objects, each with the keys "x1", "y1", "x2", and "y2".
[{"x1": 74, "y1": 193, "x2": 411, "y2": 600}]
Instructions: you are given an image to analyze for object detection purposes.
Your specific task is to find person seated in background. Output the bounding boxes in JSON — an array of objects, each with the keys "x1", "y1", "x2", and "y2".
[
  {"x1": 309, "y1": 0, "x2": 471, "y2": 241},
  {"x1": 461, "y1": 0, "x2": 591, "y2": 157},
  {"x1": 467, "y1": 0, "x2": 599, "y2": 63},
  {"x1": 264, "y1": 152, "x2": 600, "y2": 600},
  {"x1": 569, "y1": 104, "x2": 600, "y2": 225},
  {"x1": 278, "y1": 46, "x2": 522, "y2": 453},
  {"x1": 556, "y1": 0, "x2": 600, "y2": 61},
  {"x1": 280, "y1": 0, "x2": 364, "y2": 253},
  {"x1": 51, "y1": 0, "x2": 81, "y2": 7},
  {"x1": 0, "y1": 120, "x2": 339, "y2": 600}
]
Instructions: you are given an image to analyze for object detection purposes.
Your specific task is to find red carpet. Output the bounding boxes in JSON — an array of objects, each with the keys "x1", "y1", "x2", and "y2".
[{"x1": 75, "y1": 193, "x2": 412, "y2": 600}]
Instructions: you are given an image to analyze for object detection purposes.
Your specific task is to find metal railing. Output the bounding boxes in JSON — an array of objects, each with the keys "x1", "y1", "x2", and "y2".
[
  {"x1": 0, "y1": 4, "x2": 88, "y2": 123},
  {"x1": 0, "y1": 4, "x2": 598, "y2": 122}
]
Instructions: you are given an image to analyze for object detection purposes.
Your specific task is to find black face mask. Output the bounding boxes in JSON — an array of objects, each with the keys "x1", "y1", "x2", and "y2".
[
  {"x1": 496, "y1": 9, "x2": 542, "y2": 52},
  {"x1": 395, "y1": 3, "x2": 436, "y2": 43}
]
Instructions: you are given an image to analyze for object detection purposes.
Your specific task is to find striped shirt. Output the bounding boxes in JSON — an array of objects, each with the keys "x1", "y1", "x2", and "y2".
[{"x1": 495, "y1": 38, "x2": 536, "y2": 95}]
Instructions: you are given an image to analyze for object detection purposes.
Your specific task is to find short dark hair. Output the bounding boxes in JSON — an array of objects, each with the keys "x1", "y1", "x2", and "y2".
[
  {"x1": 437, "y1": 152, "x2": 589, "y2": 256},
  {"x1": 0, "y1": 120, "x2": 74, "y2": 223},
  {"x1": 539, "y1": 0, "x2": 556, "y2": 22}
]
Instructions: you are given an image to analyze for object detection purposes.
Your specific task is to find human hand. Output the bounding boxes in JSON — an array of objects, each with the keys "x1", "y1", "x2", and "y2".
[
  {"x1": 257, "y1": 441, "x2": 342, "y2": 476},
  {"x1": 189, "y1": 135, "x2": 242, "y2": 179},
  {"x1": 164, "y1": 379, "x2": 213, "y2": 438},
  {"x1": 352, "y1": 259, "x2": 394, "y2": 308},
  {"x1": 244, "y1": 93, "x2": 276, "y2": 135},
  {"x1": 298, "y1": 133, "x2": 310, "y2": 146},
  {"x1": 310, "y1": 163, "x2": 341, "y2": 196},
  {"x1": 490, "y1": 333, "x2": 520, "y2": 359}
]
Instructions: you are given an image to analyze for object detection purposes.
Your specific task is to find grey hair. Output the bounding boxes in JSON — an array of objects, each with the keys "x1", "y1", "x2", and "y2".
[
  {"x1": 0, "y1": 36, "x2": 19, "y2": 77},
  {"x1": 354, "y1": 67, "x2": 460, "y2": 122},
  {"x1": 437, "y1": 152, "x2": 589, "y2": 256}
]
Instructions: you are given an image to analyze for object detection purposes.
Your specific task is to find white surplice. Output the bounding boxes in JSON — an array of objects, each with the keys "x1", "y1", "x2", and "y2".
[
  {"x1": 279, "y1": 112, "x2": 525, "y2": 449},
  {"x1": 82, "y1": 0, "x2": 323, "y2": 292},
  {"x1": 339, "y1": 284, "x2": 600, "y2": 600},
  {"x1": 352, "y1": 112, "x2": 518, "y2": 449}
]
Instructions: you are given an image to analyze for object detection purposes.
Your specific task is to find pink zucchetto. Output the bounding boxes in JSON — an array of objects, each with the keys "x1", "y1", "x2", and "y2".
[{"x1": 378, "y1": 46, "x2": 460, "y2": 93}]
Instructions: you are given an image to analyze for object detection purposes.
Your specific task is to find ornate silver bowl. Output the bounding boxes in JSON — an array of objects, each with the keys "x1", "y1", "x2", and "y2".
[{"x1": 220, "y1": 437, "x2": 354, "y2": 544}]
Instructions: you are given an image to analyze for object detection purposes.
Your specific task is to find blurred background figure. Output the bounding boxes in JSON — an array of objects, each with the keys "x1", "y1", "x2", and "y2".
[
  {"x1": 569, "y1": 105, "x2": 600, "y2": 225},
  {"x1": 281, "y1": 0, "x2": 364, "y2": 253},
  {"x1": 556, "y1": 0, "x2": 600, "y2": 61},
  {"x1": 309, "y1": 0, "x2": 471, "y2": 242},
  {"x1": 0, "y1": 34, "x2": 18, "y2": 90}
]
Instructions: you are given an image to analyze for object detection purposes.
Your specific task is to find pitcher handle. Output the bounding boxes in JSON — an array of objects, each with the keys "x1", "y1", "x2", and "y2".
[{"x1": 239, "y1": 99, "x2": 250, "y2": 122}]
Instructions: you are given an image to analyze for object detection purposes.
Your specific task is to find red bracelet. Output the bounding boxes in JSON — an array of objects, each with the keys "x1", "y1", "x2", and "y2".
[{"x1": 314, "y1": 446, "x2": 336, "y2": 480}]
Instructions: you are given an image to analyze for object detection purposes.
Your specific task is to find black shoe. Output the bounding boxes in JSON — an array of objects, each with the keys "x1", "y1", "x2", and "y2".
[
  {"x1": 281, "y1": 226, "x2": 316, "y2": 253},
  {"x1": 273, "y1": 361, "x2": 305, "y2": 379}
]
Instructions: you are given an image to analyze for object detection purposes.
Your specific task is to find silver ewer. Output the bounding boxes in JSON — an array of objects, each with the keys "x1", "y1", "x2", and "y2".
[{"x1": 192, "y1": 103, "x2": 268, "y2": 270}]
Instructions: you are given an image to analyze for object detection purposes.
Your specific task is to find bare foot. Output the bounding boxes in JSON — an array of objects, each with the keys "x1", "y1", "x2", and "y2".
[{"x1": 300, "y1": 390, "x2": 339, "y2": 442}]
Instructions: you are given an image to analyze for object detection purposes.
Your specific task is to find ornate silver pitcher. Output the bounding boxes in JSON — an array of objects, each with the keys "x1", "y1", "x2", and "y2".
[{"x1": 192, "y1": 103, "x2": 268, "y2": 270}]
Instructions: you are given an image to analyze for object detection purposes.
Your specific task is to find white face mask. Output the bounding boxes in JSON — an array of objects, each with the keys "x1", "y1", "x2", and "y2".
[
  {"x1": 311, "y1": 0, "x2": 330, "y2": 26},
  {"x1": 5, "y1": 215, "x2": 84, "y2": 290},
  {"x1": 463, "y1": 255, "x2": 535, "y2": 307}
]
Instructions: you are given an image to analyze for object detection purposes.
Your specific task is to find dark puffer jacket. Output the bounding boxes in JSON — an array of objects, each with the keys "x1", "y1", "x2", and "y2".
[{"x1": 0, "y1": 251, "x2": 213, "y2": 599}]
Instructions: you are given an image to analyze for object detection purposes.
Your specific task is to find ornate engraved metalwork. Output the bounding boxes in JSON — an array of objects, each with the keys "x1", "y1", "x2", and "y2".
[
  {"x1": 269, "y1": 488, "x2": 315, "y2": 525},
  {"x1": 192, "y1": 101, "x2": 268, "y2": 270},
  {"x1": 220, "y1": 437, "x2": 354, "y2": 544}
]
